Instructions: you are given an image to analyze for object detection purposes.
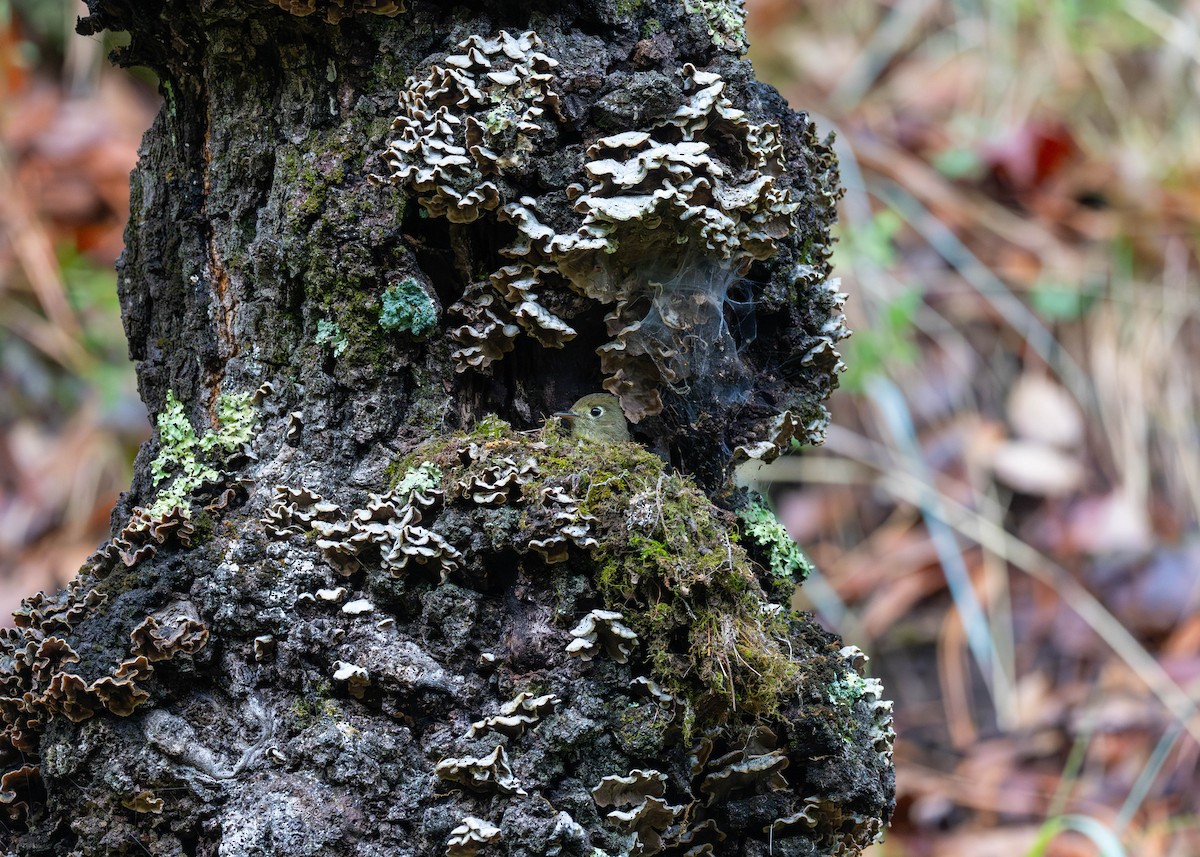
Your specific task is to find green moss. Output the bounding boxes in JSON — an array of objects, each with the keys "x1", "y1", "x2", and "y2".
[
  {"x1": 615, "y1": 702, "x2": 670, "y2": 757},
  {"x1": 642, "y1": 17, "x2": 662, "y2": 37},
  {"x1": 379, "y1": 278, "x2": 438, "y2": 337},
  {"x1": 146, "y1": 390, "x2": 258, "y2": 518},
  {"x1": 400, "y1": 421, "x2": 805, "y2": 728}
]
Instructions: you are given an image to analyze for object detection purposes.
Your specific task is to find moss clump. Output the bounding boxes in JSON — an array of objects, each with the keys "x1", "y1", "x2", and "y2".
[
  {"x1": 379, "y1": 278, "x2": 438, "y2": 337},
  {"x1": 399, "y1": 420, "x2": 804, "y2": 729},
  {"x1": 147, "y1": 390, "x2": 258, "y2": 517}
]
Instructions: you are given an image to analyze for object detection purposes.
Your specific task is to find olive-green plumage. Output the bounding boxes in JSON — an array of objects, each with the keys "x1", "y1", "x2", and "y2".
[{"x1": 555, "y1": 393, "x2": 631, "y2": 443}]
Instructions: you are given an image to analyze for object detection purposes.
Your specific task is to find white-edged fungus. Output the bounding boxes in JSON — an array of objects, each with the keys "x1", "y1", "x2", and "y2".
[
  {"x1": 332, "y1": 660, "x2": 371, "y2": 699},
  {"x1": 434, "y1": 745, "x2": 526, "y2": 796},
  {"x1": 566, "y1": 609, "x2": 639, "y2": 663},
  {"x1": 445, "y1": 816, "x2": 502, "y2": 857},
  {"x1": 465, "y1": 691, "x2": 559, "y2": 739},
  {"x1": 591, "y1": 769, "x2": 667, "y2": 807}
]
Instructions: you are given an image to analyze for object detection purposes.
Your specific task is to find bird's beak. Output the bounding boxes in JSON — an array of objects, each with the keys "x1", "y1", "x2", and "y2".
[{"x1": 552, "y1": 411, "x2": 578, "y2": 420}]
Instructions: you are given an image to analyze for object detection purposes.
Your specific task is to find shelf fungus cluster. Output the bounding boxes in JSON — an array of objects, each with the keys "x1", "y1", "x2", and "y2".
[
  {"x1": 565, "y1": 609, "x2": 638, "y2": 663},
  {"x1": 0, "y1": 586, "x2": 209, "y2": 822},
  {"x1": 263, "y1": 483, "x2": 463, "y2": 579},
  {"x1": 265, "y1": 0, "x2": 403, "y2": 24},
  {"x1": 383, "y1": 33, "x2": 817, "y2": 425},
  {"x1": 380, "y1": 30, "x2": 562, "y2": 224}
]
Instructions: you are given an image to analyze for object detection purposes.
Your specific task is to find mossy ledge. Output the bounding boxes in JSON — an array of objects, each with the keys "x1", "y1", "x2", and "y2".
[{"x1": 396, "y1": 419, "x2": 806, "y2": 727}]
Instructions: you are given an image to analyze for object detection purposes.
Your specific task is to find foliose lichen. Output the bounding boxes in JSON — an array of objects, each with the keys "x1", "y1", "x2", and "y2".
[
  {"x1": 315, "y1": 319, "x2": 349, "y2": 357},
  {"x1": 147, "y1": 390, "x2": 258, "y2": 518},
  {"x1": 683, "y1": 0, "x2": 748, "y2": 53},
  {"x1": 379, "y1": 278, "x2": 438, "y2": 337},
  {"x1": 738, "y1": 495, "x2": 814, "y2": 584}
]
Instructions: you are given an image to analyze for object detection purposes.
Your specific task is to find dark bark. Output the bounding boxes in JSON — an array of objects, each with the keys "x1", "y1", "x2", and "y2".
[{"x1": 0, "y1": 1, "x2": 893, "y2": 854}]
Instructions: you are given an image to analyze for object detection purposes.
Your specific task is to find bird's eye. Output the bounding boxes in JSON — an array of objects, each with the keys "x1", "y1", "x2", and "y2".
[{"x1": 590, "y1": 406, "x2": 604, "y2": 418}]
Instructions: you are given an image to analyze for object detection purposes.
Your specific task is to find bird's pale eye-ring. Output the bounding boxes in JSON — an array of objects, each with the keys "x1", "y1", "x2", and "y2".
[{"x1": 590, "y1": 406, "x2": 604, "y2": 417}]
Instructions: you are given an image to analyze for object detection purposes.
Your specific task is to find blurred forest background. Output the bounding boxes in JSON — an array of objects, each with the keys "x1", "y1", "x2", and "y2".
[{"x1": 1, "y1": 1, "x2": 1198, "y2": 855}]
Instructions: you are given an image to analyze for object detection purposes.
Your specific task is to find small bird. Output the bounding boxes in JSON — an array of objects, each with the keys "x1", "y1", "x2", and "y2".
[{"x1": 554, "y1": 393, "x2": 631, "y2": 443}]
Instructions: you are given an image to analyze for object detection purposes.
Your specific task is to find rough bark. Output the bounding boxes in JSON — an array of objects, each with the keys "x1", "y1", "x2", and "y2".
[{"x1": 0, "y1": 1, "x2": 893, "y2": 854}]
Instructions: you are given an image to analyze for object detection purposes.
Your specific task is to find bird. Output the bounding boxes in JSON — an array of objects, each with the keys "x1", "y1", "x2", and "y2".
[{"x1": 554, "y1": 393, "x2": 631, "y2": 444}]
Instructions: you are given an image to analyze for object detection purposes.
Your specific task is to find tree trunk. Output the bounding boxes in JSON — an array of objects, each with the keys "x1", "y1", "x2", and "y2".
[{"x1": 1, "y1": 1, "x2": 893, "y2": 854}]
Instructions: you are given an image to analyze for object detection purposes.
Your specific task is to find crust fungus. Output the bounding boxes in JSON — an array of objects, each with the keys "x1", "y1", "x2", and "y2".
[
  {"x1": 434, "y1": 745, "x2": 526, "y2": 796},
  {"x1": 606, "y1": 796, "x2": 683, "y2": 857},
  {"x1": 456, "y1": 454, "x2": 537, "y2": 506},
  {"x1": 31, "y1": 638, "x2": 80, "y2": 684},
  {"x1": 103, "y1": 504, "x2": 196, "y2": 568},
  {"x1": 262, "y1": 485, "x2": 342, "y2": 539},
  {"x1": 265, "y1": 0, "x2": 404, "y2": 24},
  {"x1": 253, "y1": 635, "x2": 275, "y2": 662},
  {"x1": 0, "y1": 764, "x2": 40, "y2": 821},
  {"x1": 43, "y1": 673, "x2": 98, "y2": 723},
  {"x1": 15, "y1": 583, "x2": 106, "y2": 635},
  {"x1": 89, "y1": 675, "x2": 152, "y2": 717},
  {"x1": 566, "y1": 609, "x2": 639, "y2": 663},
  {"x1": 630, "y1": 676, "x2": 677, "y2": 706},
  {"x1": 392, "y1": 45, "x2": 804, "y2": 425},
  {"x1": 445, "y1": 816, "x2": 502, "y2": 857},
  {"x1": 465, "y1": 691, "x2": 559, "y2": 739},
  {"x1": 304, "y1": 486, "x2": 463, "y2": 579},
  {"x1": 547, "y1": 812, "x2": 588, "y2": 857}
]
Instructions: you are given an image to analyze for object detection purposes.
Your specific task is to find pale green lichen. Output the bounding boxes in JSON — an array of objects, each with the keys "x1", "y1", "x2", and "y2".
[
  {"x1": 684, "y1": 0, "x2": 748, "y2": 51},
  {"x1": 739, "y1": 496, "x2": 813, "y2": 584},
  {"x1": 379, "y1": 278, "x2": 438, "y2": 336},
  {"x1": 827, "y1": 669, "x2": 868, "y2": 707},
  {"x1": 147, "y1": 390, "x2": 258, "y2": 518},
  {"x1": 315, "y1": 319, "x2": 348, "y2": 356},
  {"x1": 392, "y1": 462, "x2": 442, "y2": 496},
  {"x1": 314, "y1": 319, "x2": 348, "y2": 355}
]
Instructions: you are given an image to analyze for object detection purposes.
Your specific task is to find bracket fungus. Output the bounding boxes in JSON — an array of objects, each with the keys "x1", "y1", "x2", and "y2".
[
  {"x1": 465, "y1": 691, "x2": 559, "y2": 739},
  {"x1": 605, "y1": 796, "x2": 683, "y2": 857},
  {"x1": 332, "y1": 660, "x2": 371, "y2": 699},
  {"x1": 591, "y1": 769, "x2": 667, "y2": 808},
  {"x1": 445, "y1": 816, "x2": 502, "y2": 857},
  {"x1": 768, "y1": 796, "x2": 886, "y2": 857},
  {"x1": 130, "y1": 616, "x2": 210, "y2": 662},
  {"x1": 434, "y1": 745, "x2": 526, "y2": 796},
  {"x1": 382, "y1": 35, "x2": 815, "y2": 429},
  {"x1": 265, "y1": 0, "x2": 403, "y2": 24},
  {"x1": 381, "y1": 30, "x2": 562, "y2": 224},
  {"x1": 566, "y1": 609, "x2": 639, "y2": 663}
]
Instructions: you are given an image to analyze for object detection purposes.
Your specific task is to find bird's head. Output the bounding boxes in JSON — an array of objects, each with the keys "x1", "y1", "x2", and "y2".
[{"x1": 554, "y1": 393, "x2": 631, "y2": 443}]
